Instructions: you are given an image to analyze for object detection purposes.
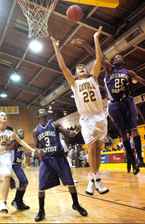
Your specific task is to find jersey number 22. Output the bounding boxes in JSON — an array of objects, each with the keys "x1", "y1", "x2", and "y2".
[{"x1": 83, "y1": 90, "x2": 96, "y2": 103}]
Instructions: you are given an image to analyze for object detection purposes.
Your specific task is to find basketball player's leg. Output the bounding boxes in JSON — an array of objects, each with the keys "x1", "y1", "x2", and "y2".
[
  {"x1": 126, "y1": 141, "x2": 132, "y2": 173},
  {"x1": 1, "y1": 176, "x2": 10, "y2": 212},
  {"x1": 55, "y1": 156, "x2": 88, "y2": 216},
  {"x1": 127, "y1": 97, "x2": 145, "y2": 166},
  {"x1": 0, "y1": 153, "x2": 12, "y2": 213},
  {"x1": 80, "y1": 116, "x2": 109, "y2": 195},
  {"x1": 35, "y1": 159, "x2": 60, "y2": 222},
  {"x1": 131, "y1": 128, "x2": 144, "y2": 166},
  {"x1": 109, "y1": 101, "x2": 139, "y2": 174},
  {"x1": 11, "y1": 164, "x2": 29, "y2": 210},
  {"x1": 87, "y1": 141, "x2": 99, "y2": 174},
  {"x1": 121, "y1": 132, "x2": 139, "y2": 174},
  {"x1": 68, "y1": 185, "x2": 88, "y2": 216},
  {"x1": 86, "y1": 141, "x2": 109, "y2": 195},
  {"x1": 35, "y1": 190, "x2": 46, "y2": 222}
]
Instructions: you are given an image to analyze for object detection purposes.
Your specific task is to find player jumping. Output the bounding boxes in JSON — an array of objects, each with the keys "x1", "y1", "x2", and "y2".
[
  {"x1": 51, "y1": 26, "x2": 109, "y2": 195},
  {"x1": 104, "y1": 54, "x2": 145, "y2": 173}
]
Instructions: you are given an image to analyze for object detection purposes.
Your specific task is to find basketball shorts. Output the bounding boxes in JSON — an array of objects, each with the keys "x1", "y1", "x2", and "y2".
[
  {"x1": 12, "y1": 164, "x2": 28, "y2": 188},
  {"x1": 0, "y1": 152, "x2": 13, "y2": 176},
  {"x1": 79, "y1": 113, "x2": 107, "y2": 144},
  {"x1": 108, "y1": 96, "x2": 138, "y2": 135},
  {"x1": 39, "y1": 155, "x2": 74, "y2": 191}
]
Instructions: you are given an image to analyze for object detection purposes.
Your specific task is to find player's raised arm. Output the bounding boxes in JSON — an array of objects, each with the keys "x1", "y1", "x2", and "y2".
[
  {"x1": 51, "y1": 36, "x2": 75, "y2": 87},
  {"x1": 103, "y1": 59, "x2": 112, "y2": 74},
  {"x1": 90, "y1": 26, "x2": 103, "y2": 78},
  {"x1": 128, "y1": 70, "x2": 145, "y2": 86},
  {"x1": 13, "y1": 133, "x2": 35, "y2": 153}
]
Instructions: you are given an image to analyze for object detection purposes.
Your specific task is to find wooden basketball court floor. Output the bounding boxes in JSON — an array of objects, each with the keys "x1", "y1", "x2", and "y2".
[{"x1": 1, "y1": 167, "x2": 145, "y2": 223}]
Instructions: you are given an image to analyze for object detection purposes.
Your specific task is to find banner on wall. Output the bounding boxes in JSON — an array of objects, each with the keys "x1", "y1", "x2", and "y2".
[
  {"x1": 0, "y1": 106, "x2": 19, "y2": 114},
  {"x1": 109, "y1": 153, "x2": 125, "y2": 163},
  {"x1": 101, "y1": 155, "x2": 109, "y2": 164}
]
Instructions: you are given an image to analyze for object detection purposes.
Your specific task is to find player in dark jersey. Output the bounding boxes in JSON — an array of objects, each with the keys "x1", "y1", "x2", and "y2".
[
  {"x1": 10, "y1": 128, "x2": 30, "y2": 210},
  {"x1": 33, "y1": 109, "x2": 88, "y2": 222},
  {"x1": 103, "y1": 54, "x2": 145, "y2": 172}
]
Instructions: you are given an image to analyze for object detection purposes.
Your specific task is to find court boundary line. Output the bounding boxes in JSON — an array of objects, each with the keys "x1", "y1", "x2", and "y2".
[{"x1": 78, "y1": 192, "x2": 145, "y2": 212}]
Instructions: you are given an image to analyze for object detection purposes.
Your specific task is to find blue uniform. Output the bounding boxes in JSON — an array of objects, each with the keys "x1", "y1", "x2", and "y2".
[
  {"x1": 12, "y1": 142, "x2": 28, "y2": 188},
  {"x1": 104, "y1": 66, "x2": 138, "y2": 134},
  {"x1": 35, "y1": 120, "x2": 74, "y2": 191}
]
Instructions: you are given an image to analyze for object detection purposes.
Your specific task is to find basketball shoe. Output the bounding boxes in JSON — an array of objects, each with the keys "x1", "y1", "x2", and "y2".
[{"x1": 0, "y1": 201, "x2": 8, "y2": 213}]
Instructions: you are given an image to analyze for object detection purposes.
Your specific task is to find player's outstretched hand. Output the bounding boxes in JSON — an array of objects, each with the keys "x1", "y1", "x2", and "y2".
[{"x1": 94, "y1": 26, "x2": 103, "y2": 39}]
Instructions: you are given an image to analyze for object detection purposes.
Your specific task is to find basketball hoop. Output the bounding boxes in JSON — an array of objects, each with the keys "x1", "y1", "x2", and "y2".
[{"x1": 16, "y1": 0, "x2": 58, "y2": 39}]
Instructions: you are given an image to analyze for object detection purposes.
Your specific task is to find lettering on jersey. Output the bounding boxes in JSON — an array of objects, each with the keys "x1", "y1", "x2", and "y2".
[
  {"x1": 110, "y1": 73, "x2": 128, "y2": 94},
  {"x1": 0, "y1": 132, "x2": 13, "y2": 153},
  {"x1": 37, "y1": 130, "x2": 58, "y2": 153},
  {"x1": 37, "y1": 131, "x2": 56, "y2": 141},
  {"x1": 111, "y1": 78, "x2": 126, "y2": 93},
  {"x1": 78, "y1": 82, "x2": 97, "y2": 103},
  {"x1": 41, "y1": 146, "x2": 57, "y2": 153},
  {"x1": 110, "y1": 72, "x2": 127, "y2": 80},
  {"x1": 79, "y1": 82, "x2": 95, "y2": 92},
  {"x1": 0, "y1": 135, "x2": 12, "y2": 144},
  {"x1": 105, "y1": 69, "x2": 130, "y2": 101}
]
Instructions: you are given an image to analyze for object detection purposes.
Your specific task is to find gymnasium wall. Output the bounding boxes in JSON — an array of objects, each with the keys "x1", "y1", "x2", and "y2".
[{"x1": 7, "y1": 107, "x2": 37, "y2": 145}]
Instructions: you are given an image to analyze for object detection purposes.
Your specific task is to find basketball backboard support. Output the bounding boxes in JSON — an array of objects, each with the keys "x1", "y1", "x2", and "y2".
[{"x1": 63, "y1": 0, "x2": 119, "y2": 8}]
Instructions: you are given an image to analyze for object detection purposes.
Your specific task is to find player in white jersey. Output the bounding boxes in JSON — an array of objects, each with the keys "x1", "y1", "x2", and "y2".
[
  {"x1": 51, "y1": 27, "x2": 109, "y2": 195},
  {"x1": 0, "y1": 112, "x2": 35, "y2": 214}
]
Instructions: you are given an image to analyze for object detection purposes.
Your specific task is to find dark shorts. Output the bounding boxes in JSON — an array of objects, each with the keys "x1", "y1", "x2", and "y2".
[
  {"x1": 39, "y1": 155, "x2": 74, "y2": 191},
  {"x1": 12, "y1": 164, "x2": 28, "y2": 188},
  {"x1": 108, "y1": 96, "x2": 138, "y2": 135}
]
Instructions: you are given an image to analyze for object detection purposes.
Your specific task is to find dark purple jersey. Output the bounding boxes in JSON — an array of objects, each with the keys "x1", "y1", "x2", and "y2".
[
  {"x1": 34, "y1": 120, "x2": 63, "y2": 156},
  {"x1": 104, "y1": 66, "x2": 131, "y2": 101},
  {"x1": 12, "y1": 142, "x2": 24, "y2": 164}
]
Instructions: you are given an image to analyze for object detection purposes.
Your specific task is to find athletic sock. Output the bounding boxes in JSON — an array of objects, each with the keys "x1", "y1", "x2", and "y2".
[
  {"x1": 123, "y1": 139, "x2": 136, "y2": 169},
  {"x1": 93, "y1": 172, "x2": 101, "y2": 181},
  {"x1": 14, "y1": 190, "x2": 23, "y2": 203},
  {"x1": 68, "y1": 186, "x2": 79, "y2": 206},
  {"x1": 19, "y1": 190, "x2": 25, "y2": 203},
  {"x1": 88, "y1": 173, "x2": 95, "y2": 181},
  {"x1": 133, "y1": 135, "x2": 143, "y2": 162},
  {"x1": 39, "y1": 192, "x2": 45, "y2": 211}
]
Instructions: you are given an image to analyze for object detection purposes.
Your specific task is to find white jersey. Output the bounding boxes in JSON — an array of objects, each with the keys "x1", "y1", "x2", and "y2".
[
  {"x1": 72, "y1": 76, "x2": 104, "y2": 116},
  {"x1": 0, "y1": 129, "x2": 14, "y2": 154}
]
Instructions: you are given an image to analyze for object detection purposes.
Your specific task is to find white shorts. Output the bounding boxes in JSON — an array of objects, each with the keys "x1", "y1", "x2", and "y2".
[
  {"x1": 80, "y1": 113, "x2": 107, "y2": 144},
  {"x1": 0, "y1": 152, "x2": 13, "y2": 176}
]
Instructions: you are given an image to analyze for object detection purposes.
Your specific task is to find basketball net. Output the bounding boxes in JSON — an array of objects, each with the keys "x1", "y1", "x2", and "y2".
[{"x1": 16, "y1": 0, "x2": 58, "y2": 39}]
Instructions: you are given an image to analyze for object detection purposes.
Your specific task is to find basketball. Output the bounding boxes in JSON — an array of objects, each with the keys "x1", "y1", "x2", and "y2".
[{"x1": 66, "y1": 5, "x2": 84, "y2": 22}]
